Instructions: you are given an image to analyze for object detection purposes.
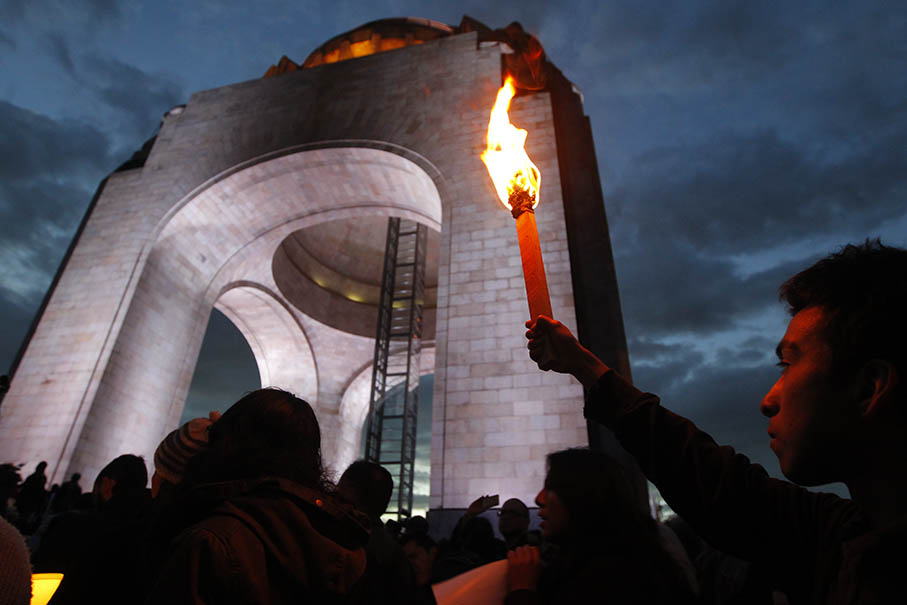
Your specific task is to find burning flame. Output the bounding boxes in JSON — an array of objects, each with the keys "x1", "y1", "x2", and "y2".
[{"x1": 480, "y1": 76, "x2": 541, "y2": 211}]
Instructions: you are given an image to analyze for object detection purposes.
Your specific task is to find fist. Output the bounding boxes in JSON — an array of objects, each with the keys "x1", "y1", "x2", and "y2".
[{"x1": 507, "y1": 545, "x2": 541, "y2": 592}]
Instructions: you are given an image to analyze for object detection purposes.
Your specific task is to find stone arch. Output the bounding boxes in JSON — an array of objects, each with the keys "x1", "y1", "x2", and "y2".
[
  {"x1": 65, "y1": 146, "x2": 443, "y2": 480},
  {"x1": 214, "y1": 282, "x2": 317, "y2": 404}
]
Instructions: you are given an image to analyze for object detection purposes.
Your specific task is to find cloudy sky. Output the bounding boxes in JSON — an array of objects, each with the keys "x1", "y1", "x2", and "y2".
[{"x1": 1, "y1": 1, "x2": 905, "y2": 510}]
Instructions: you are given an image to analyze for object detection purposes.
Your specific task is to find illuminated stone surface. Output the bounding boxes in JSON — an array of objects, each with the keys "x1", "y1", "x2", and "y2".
[{"x1": 0, "y1": 25, "x2": 623, "y2": 511}]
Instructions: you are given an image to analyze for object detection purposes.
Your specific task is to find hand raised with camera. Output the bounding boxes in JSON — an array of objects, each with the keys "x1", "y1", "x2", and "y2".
[
  {"x1": 465, "y1": 494, "x2": 497, "y2": 518},
  {"x1": 525, "y1": 316, "x2": 610, "y2": 387}
]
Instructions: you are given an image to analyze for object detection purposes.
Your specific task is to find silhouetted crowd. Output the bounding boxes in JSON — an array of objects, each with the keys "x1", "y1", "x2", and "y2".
[{"x1": 1, "y1": 239, "x2": 905, "y2": 604}]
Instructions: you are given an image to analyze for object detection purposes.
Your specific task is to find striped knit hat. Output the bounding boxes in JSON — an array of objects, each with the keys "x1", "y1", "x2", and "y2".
[{"x1": 153, "y1": 411, "x2": 221, "y2": 486}]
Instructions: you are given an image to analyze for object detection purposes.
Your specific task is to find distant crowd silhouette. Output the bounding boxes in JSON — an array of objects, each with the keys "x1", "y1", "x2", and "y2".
[{"x1": 1, "y1": 239, "x2": 905, "y2": 604}]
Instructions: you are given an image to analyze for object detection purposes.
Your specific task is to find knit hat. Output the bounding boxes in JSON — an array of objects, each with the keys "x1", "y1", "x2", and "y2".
[
  {"x1": 0, "y1": 515, "x2": 31, "y2": 605},
  {"x1": 153, "y1": 411, "x2": 221, "y2": 486}
]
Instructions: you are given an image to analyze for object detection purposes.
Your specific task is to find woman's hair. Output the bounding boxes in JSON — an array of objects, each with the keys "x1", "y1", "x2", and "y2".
[
  {"x1": 185, "y1": 388, "x2": 329, "y2": 490},
  {"x1": 545, "y1": 447, "x2": 651, "y2": 549},
  {"x1": 544, "y1": 448, "x2": 693, "y2": 601}
]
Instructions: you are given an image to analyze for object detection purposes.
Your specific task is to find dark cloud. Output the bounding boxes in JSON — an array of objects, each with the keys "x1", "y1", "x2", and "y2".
[
  {"x1": 615, "y1": 239, "x2": 809, "y2": 339},
  {"x1": 0, "y1": 102, "x2": 115, "y2": 327},
  {"x1": 44, "y1": 32, "x2": 76, "y2": 76},
  {"x1": 611, "y1": 129, "x2": 905, "y2": 255},
  {"x1": 633, "y1": 345, "x2": 778, "y2": 461},
  {"x1": 0, "y1": 0, "x2": 121, "y2": 27},
  {"x1": 0, "y1": 101, "x2": 112, "y2": 183},
  {"x1": 0, "y1": 0, "x2": 27, "y2": 23},
  {"x1": 83, "y1": 54, "x2": 184, "y2": 142},
  {"x1": 0, "y1": 28, "x2": 14, "y2": 50}
]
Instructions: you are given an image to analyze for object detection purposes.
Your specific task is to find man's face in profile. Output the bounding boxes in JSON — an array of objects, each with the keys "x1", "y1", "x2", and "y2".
[{"x1": 761, "y1": 306, "x2": 861, "y2": 486}]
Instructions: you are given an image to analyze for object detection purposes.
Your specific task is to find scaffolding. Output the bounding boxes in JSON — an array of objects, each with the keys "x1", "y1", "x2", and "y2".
[{"x1": 365, "y1": 217, "x2": 427, "y2": 520}]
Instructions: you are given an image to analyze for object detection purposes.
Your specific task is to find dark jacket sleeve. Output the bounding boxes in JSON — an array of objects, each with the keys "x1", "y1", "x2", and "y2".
[{"x1": 584, "y1": 370, "x2": 861, "y2": 600}]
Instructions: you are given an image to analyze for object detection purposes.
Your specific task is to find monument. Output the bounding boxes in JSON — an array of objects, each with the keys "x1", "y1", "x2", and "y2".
[{"x1": 0, "y1": 17, "x2": 632, "y2": 514}]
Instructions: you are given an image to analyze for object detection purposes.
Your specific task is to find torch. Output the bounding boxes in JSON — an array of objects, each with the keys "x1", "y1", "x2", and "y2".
[{"x1": 480, "y1": 76, "x2": 553, "y2": 320}]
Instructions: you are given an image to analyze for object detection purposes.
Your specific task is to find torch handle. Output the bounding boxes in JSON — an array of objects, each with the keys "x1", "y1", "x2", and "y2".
[{"x1": 514, "y1": 211, "x2": 553, "y2": 320}]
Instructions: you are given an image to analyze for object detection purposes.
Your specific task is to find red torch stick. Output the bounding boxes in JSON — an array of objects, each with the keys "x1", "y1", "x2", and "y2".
[
  {"x1": 481, "y1": 76, "x2": 553, "y2": 320},
  {"x1": 509, "y1": 187, "x2": 553, "y2": 320}
]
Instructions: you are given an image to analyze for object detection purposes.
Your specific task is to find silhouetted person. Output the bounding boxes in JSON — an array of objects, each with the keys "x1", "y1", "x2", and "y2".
[
  {"x1": 0, "y1": 463, "x2": 22, "y2": 521},
  {"x1": 146, "y1": 388, "x2": 369, "y2": 604},
  {"x1": 51, "y1": 473, "x2": 82, "y2": 514},
  {"x1": 337, "y1": 460, "x2": 418, "y2": 605},
  {"x1": 459, "y1": 515, "x2": 506, "y2": 564},
  {"x1": 506, "y1": 448, "x2": 694, "y2": 604},
  {"x1": 526, "y1": 240, "x2": 907, "y2": 603},
  {"x1": 16, "y1": 460, "x2": 47, "y2": 532},
  {"x1": 450, "y1": 494, "x2": 506, "y2": 563},
  {"x1": 33, "y1": 454, "x2": 151, "y2": 605},
  {"x1": 498, "y1": 498, "x2": 539, "y2": 550},
  {"x1": 403, "y1": 514, "x2": 429, "y2": 537}
]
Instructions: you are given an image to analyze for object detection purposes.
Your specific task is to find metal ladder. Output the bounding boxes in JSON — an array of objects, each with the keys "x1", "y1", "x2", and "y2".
[{"x1": 364, "y1": 217, "x2": 426, "y2": 520}]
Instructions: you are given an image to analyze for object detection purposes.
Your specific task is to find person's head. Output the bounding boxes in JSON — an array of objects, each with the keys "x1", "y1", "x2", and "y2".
[
  {"x1": 94, "y1": 454, "x2": 147, "y2": 505},
  {"x1": 70, "y1": 473, "x2": 81, "y2": 483},
  {"x1": 152, "y1": 411, "x2": 220, "y2": 498},
  {"x1": 762, "y1": 240, "x2": 907, "y2": 485},
  {"x1": 537, "y1": 448, "x2": 651, "y2": 547},
  {"x1": 460, "y1": 515, "x2": 498, "y2": 560},
  {"x1": 403, "y1": 515, "x2": 429, "y2": 537},
  {"x1": 337, "y1": 460, "x2": 393, "y2": 519},
  {"x1": 36, "y1": 461, "x2": 47, "y2": 473},
  {"x1": 186, "y1": 388, "x2": 327, "y2": 490},
  {"x1": 498, "y1": 497, "x2": 530, "y2": 540},
  {"x1": 400, "y1": 532, "x2": 438, "y2": 586}
]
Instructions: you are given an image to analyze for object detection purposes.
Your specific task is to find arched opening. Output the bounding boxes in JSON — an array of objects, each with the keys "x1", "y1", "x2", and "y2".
[
  {"x1": 63, "y1": 145, "x2": 445, "y2": 483},
  {"x1": 180, "y1": 309, "x2": 260, "y2": 423}
]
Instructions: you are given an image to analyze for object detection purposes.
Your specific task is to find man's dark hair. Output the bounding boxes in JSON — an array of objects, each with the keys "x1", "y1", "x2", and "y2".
[
  {"x1": 97, "y1": 454, "x2": 148, "y2": 495},
  {"x1": 780, "y1": 239, "x2": 907, "y2": 382},
  {"x1": 338, "y1": 460, "x2": 393, "y2": 518}
]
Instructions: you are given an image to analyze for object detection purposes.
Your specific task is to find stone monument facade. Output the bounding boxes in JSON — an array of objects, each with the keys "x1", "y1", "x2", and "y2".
[{"x1": 0, "y1": 18, "x2": 631, "y2": 511}]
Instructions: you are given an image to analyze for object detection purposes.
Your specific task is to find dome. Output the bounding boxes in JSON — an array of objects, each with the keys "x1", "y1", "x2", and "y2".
[{"x1": 302, "y1": 17, "x2": 455, "y2": 69}]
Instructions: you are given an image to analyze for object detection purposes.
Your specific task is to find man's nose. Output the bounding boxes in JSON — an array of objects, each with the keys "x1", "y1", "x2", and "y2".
[{"x1": 761, "y1": 382, "x2": 780, "y2": 418}]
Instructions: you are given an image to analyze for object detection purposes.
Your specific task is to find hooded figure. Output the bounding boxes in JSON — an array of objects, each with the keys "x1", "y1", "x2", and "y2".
[{"x1": 146, "y1": 389, "x2": 369, "y2": 605}]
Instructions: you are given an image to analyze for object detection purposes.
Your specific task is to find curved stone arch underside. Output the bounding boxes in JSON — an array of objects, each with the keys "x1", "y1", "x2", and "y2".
[
  {"x1": 214, "y1": 282, "x2": 317, "y2": 403},
  {"x1": 70, "y1": 146, "x2": 443, "y2": 479}
]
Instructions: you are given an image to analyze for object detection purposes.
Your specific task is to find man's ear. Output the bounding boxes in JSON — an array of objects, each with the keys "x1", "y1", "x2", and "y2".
[{"x1": 857, "y1": 359, "x2": 900, "y2": 417}]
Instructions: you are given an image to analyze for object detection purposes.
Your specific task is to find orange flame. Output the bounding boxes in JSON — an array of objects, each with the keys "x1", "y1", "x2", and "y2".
[{"x1": 480, "y1": 76, "x2": 541, "y2": 211}]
